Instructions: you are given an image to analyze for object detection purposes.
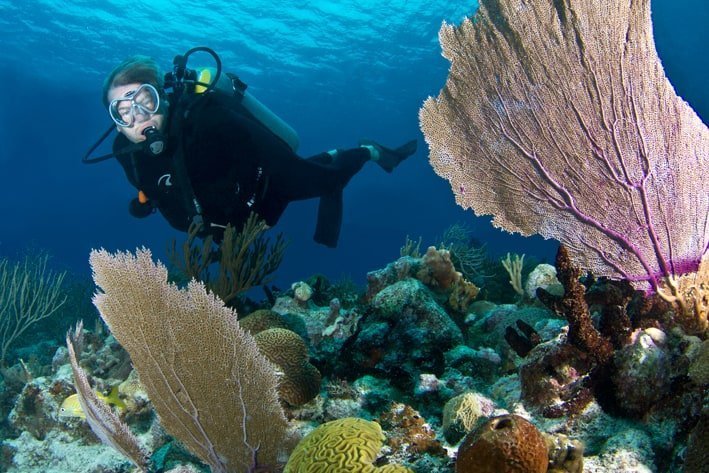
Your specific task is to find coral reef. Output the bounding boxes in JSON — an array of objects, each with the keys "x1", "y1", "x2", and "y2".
[
  {"x1": 687, "y1": 338, "x2": 709, "y2": 386},
  {"x1": 365, "y1": 248, "x2": 479, "y2": 314},
  {"x1": 684, "y1": 412, "x2": 708, "y2": 473},
  {"x1": 519, "y1": 337, "x2": 596, "y2": 418},
  {"x1": 543, "y1": 432, "x2": 584, "y2": 473},
  {"x1": 2, "y1": 430, "x2": 133, "y2": 473},
  {"x1": 610, "y1": 329, "x2": 672, "y2": 416},
  {"x1": 8, "y1": 376, "x2": 70, "y2": 440},
  {"x1": 2, "y1": 230, "x2": 705, "y2": 472}
]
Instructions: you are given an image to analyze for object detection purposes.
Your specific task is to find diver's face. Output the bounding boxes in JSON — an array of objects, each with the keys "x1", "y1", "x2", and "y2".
[{"x1": 107, "y1": 82, "x2": 166, "y2": 144}]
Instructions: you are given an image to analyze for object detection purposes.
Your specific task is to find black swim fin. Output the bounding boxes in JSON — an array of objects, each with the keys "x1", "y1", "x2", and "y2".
[{"x1": 360, "y1": 139, "x2": 417, "y2": 173}]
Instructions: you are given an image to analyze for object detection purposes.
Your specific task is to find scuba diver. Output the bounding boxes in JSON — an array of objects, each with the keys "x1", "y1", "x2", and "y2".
[{"x1": 84, "y1": 47, "x2": 416, "y2": 247}]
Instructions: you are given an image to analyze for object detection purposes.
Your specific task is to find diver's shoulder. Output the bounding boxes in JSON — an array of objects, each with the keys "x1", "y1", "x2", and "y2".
[{"x1": 112, "y1": 133, "x2": 132, "y2": 160}]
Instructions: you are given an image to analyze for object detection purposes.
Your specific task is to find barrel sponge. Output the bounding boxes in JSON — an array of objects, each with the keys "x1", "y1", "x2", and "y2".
[
  {"x1": 284, "y1": 417, "x2": 413, "y2": 473},
  {"x1": 254, "y1": 328, "x2": 321, "y2": 405},
  {"x1": 455, "y1": 414, "x2": 548, "y2": 473}
]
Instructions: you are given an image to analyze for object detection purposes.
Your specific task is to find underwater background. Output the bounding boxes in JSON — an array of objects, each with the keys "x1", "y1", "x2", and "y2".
[
  {"x1": 0, "y1": 1, "x2": 708, "y2": 473},
  {"x1": 0, "y1": 0, "x2": 706, "y2": 287}
]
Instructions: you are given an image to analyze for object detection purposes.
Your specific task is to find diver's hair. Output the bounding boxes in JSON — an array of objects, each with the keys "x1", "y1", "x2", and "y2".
[{"x1": 102, "y1": 55, "x2": 164, "y2": 108}]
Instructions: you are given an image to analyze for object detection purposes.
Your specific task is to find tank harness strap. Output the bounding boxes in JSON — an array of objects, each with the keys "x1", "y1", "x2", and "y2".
[{"x1": 170, "y1": 95, "x2": 207, "y2": 229}]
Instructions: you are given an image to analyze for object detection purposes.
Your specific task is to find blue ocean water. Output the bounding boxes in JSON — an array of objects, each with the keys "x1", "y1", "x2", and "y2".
[{"x1": 0, "y1": 0, "x2": 706, "y2": 289}]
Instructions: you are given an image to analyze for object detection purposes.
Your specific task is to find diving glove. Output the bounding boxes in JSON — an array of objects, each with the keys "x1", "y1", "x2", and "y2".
[
  {"x1": 128, "y1": 197, "x2": 153, "y2": 218},
  {"x1": 360, "y1": 139, "x2": 417, "y2": 173}
]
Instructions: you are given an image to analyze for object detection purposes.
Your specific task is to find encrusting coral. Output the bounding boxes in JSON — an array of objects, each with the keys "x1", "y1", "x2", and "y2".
[
  {"x1": 543, "y1": 432, "x2": 584, "y2": 473},
  {"x1": 687, "y1": 339, "x2": 709, "y2": 386},
  {"x1": 416, "y1": 246, "x2": 459, "y2": 290},
  {"x1": 684, "y1": 412, "x2": 708, "y2": 473},
  {"x1": 378, "y1": 403, "x2": 447, "y2": 457}
]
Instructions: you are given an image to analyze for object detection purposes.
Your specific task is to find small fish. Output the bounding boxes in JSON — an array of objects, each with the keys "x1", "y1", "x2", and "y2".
[{"x1": 58, "y1": 386, "x2": 126, "y2": 419}]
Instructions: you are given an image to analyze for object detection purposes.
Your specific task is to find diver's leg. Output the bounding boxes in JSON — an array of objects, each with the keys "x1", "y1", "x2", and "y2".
[{"x1": 270, "y1": 147, "x2": 371, "y2": 201}]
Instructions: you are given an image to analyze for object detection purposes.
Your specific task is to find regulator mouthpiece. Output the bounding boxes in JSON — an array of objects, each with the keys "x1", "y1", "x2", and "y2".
[{"x1": 143, "y1": 126, "x2": 166, "y2": 155}]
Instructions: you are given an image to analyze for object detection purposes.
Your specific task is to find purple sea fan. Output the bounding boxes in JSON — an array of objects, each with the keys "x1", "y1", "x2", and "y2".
[{"x1": 419, "y1": 0, "x2": 708, "y2": 296}]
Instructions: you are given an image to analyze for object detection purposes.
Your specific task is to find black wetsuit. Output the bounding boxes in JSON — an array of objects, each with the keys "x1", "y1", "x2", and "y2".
[{"x1": 114, "y1": 91, "x2": 370, "y2": 247}]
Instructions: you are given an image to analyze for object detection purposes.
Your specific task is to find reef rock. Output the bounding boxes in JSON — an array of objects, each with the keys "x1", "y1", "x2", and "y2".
[{"x1": 345, "y1": 279, "x2": 463, "y2": 386}]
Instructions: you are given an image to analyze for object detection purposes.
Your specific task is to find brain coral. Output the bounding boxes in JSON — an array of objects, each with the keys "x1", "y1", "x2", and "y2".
[
  {"x1": 284, "y1": 417, "x2": 413, "y2": 473},
  {"x1": 455, "y1": 414, "x2": 548, "y2": 473},
  {"x1": 238, "y1": 309, "x2": 289, "y2": 334},
  {"x1": 254, "y1": 328, "x2": 321, "y2": 406}
]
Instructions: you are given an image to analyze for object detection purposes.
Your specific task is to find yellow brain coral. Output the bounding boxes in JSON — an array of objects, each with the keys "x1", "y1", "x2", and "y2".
[{"x1": 284, "y1": 418, "x2": 413, "y2": 473}]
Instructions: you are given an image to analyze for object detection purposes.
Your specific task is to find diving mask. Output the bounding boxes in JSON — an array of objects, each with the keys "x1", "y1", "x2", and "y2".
[{"x1": 109, "y1": 83, "x2": 161, "y2": 127}]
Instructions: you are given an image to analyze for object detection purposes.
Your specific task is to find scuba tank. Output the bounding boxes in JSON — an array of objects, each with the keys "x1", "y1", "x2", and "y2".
[{"x1": 194, "y1": 67, "x2": 299, "y2": 152}]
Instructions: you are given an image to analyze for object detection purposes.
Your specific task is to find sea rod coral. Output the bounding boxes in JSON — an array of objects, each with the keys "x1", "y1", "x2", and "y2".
[{"x1": 419, "y1": 0, "x2": 708, "y2": 319}]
